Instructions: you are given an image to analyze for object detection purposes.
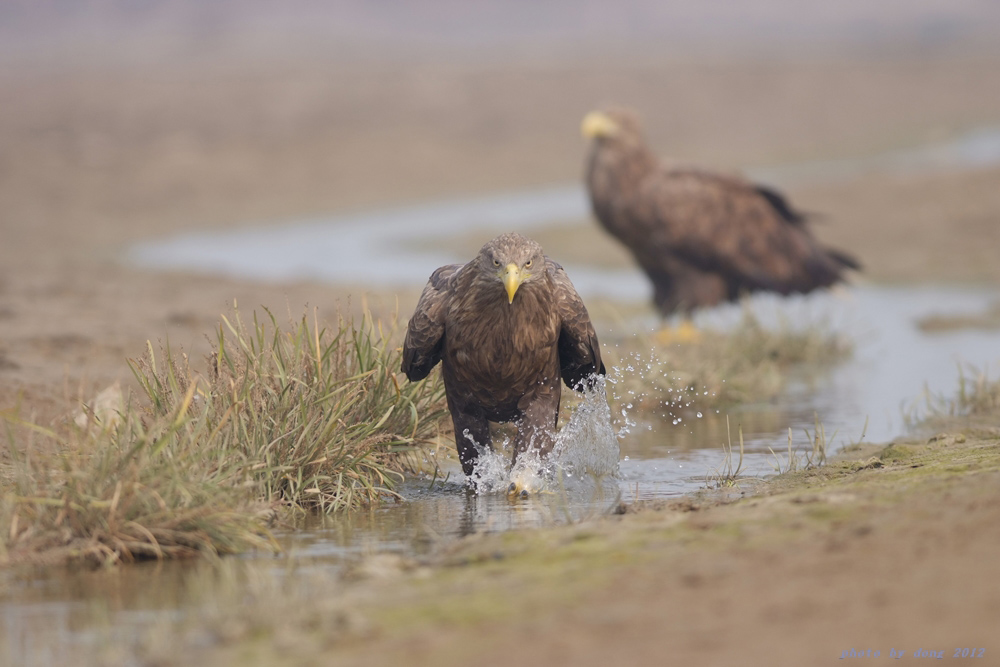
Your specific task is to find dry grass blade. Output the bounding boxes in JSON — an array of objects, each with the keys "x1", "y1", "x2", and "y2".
[{"x1": 708, "y1": 415, "x2": 746, "y2": 488}]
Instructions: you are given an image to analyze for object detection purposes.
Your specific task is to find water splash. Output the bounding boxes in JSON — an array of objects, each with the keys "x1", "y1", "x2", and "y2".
[
  {"x1": 551, "y1": 378, "x2": 621, "y2": 480},
  {"x1": 465, "y1": 438, "x2": 519, "y2": 494},
  {"x1": 465, "y1": 377, "x2": 621, "y2": 497}
]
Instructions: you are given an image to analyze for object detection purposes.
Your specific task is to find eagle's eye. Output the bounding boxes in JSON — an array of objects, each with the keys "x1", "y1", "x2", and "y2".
[
  {"x1": 493, "y1": 259, "x2": 500, "y2": 267},
  {"x1": 525, "y1": 260, "x2": 532, "y2": 268}
]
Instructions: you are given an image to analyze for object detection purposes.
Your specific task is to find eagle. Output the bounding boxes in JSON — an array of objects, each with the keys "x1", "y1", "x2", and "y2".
[
  {"x1": 401, "y1": 233, "x2": 605, "y2": 490},
  {"x1": 581, "y1": 108, "x2": 859, "y2": 338}
]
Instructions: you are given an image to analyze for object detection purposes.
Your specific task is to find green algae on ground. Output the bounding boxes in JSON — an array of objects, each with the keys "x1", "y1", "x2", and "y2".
[{"x1": 358, "y1": 426, "x2": 1000, "y2": 643}]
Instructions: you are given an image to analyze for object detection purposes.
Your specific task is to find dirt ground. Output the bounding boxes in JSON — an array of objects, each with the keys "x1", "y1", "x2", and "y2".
[
  {"x1": 2, "y1": 10, "x2": 1000, "y2": 663},
  {"x1": 328, "y1": 431, "x2": 1000, "y2": 667}
]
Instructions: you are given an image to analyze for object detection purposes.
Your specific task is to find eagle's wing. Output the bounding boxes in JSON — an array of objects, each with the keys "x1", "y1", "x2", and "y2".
[
  {"x1": 401, "y1": 264, "x2": 462, "y2": 381},
  {"x1": 638, "y1": 169, "x2": 851, "y2": 292},
  {"x1": 548, "y1": 259, "x2": 605, "y2": 389}
]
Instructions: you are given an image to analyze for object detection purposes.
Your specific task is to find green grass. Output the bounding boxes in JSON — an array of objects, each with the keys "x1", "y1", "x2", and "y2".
[{"x1": 0, "y1": 306, "x2": 448, "y2": 567}]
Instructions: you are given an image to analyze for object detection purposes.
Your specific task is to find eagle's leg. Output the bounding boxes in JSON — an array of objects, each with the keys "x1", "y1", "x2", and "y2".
[
  {"x1": 656, "y1": 317, "x2": 701, "y2": 345},
  {"x1": 450, "y1": 409, "x2": 491, "y2": 478},
  {"x1": 507, "y1": 391, "x2": 560, "y2": 497}
]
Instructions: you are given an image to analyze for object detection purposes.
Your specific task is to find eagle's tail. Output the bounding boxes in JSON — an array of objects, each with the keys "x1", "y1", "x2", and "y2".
[{"x1": 826, "y1": 247, "x2": 861, "y2": 272}]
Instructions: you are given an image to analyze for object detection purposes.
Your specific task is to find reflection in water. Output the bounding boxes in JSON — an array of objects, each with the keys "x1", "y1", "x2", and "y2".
[
  {"x1": 284, "y1": 474, "x2": 622, "y2": 562},
  {"x1": 1, "y1": 560, "x2": 212, "y2": 666}
]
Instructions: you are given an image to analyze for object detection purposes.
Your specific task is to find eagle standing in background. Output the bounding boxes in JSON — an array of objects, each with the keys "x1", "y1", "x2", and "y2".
[
  {"x1": 582, "y1": 108, "x2": 859, "y2": 341},
  {"x1": 401, "y1": 233, "x2": 605, "y2": 494}
]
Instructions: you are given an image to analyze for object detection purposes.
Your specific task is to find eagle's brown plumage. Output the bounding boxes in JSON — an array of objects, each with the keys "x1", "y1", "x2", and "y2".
[
  {"x1": 582, "y1": 108, "x2": 859, "y2": 316},
  {"x1": 401, "y1": 233, "x2": 605, "y2": 478}
]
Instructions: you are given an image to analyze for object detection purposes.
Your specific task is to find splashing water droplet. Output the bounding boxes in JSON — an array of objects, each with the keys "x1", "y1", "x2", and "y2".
[{"x1": 696, "y1": 412, "x2": 703, "y2": 418}]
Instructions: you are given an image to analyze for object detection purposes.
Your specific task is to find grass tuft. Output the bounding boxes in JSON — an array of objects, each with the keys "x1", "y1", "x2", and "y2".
[
  {"x1": 948, "y1": 366, "x2": 1000, "y2": 416},
  {"x1": 911, "y1": 364, "x2": 1000, "y2": 425},
  {"x1": 0, "y1": 306, "x2": 448, "y2": 567},
  {"x1": 605, "y1": 310, "x2": 850, "y2": 418},
  {"x1": 707, "y1": 416, "x2": 746, "y2": 488}
]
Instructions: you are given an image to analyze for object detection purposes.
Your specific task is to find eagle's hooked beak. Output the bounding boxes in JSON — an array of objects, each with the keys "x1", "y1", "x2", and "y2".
[
  {"x1": 504, "y1": 263, "x2": 522, "y2": 304},
  {"x1": 581, "y1": 111, "x2": 619, "y2": 139}
]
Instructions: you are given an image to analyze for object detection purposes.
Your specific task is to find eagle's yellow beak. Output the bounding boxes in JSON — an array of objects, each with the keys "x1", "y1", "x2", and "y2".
[
  {"x1": 504, "y1": 263, "x2": 522, "y2": 304},
  {"x1": 581, "y1": 111, "x2": 619, "y2": 139}
]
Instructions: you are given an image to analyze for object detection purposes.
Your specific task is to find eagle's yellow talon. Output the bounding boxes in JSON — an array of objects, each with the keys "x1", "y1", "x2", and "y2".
[
  {"x1": 507, "y1": 480, "x2": 532, "y2": 498},
  {"x1": 656, "y1": 318, "x2": 701, "y2": 345}
]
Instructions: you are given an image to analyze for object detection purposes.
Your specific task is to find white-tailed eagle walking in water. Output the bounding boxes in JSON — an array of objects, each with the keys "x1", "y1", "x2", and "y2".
[{"x1": 401, "y1": 233, "x2": 605, "y2": 493}]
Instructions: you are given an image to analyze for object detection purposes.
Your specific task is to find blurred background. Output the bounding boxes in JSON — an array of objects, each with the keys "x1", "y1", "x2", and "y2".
[
  {"x1": 2, "y1": 5, "x2": 1000, "y2": 663},
  {"x1": 2, "y1": 0, "x2": 1000, "y2": 402}
]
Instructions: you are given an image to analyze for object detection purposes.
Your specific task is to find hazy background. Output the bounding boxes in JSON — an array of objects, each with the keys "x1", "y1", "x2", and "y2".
[
  {"x1": 2, "y1": 0, "x2": 1000, "y2": 404},
  {"x1": 4, "y1": 0, "x2": 1000, "y2": 64}
]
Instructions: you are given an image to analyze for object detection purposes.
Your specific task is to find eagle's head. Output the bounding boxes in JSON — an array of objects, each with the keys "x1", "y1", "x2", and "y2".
[
  {"x1": 478, "y1": 233, "x2": 546, "y2": 304},
  {"x1": 581, "y1": 108, "x2": 644, "y2": 144}
]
